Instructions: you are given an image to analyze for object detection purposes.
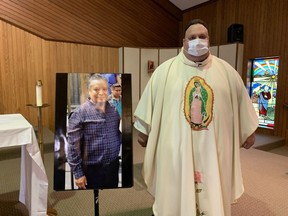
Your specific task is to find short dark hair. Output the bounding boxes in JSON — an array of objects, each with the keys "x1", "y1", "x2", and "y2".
[
  {"x1": 184, "y1": 19, "x2": 208, "y2": 35},
  {"x1": 111, "y1": 83, "x2": 121, "y2": 89}
]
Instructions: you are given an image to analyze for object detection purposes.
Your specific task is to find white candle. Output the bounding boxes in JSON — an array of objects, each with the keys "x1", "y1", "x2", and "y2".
[{"x1": 36, "y1": 80, "x2": 43, "y2": 106}]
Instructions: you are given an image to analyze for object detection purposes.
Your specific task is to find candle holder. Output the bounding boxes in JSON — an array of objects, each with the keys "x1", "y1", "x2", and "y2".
[
  {"x1": 26, "y1": 103, "x2": 58, "y2": 216},
  {"x1": 26, "y1": 103, "x2": 49, "y2": 161}
]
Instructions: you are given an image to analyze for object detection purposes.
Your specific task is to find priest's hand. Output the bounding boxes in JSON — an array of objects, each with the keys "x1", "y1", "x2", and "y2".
[
  {"x1": 138, "y1": 132, "x2": 148, "y2": 147},
  {"x1": 242, "y1": 133, "x2": 256, "y2": 149},
  {"x1": 75, "y1": 176, "x2": 87, "y2": 189}
]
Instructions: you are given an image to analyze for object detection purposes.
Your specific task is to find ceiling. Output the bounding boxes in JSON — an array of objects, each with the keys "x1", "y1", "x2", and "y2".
[{"x1": 169, "y1": 0, "x2": 210, "y2": 10}]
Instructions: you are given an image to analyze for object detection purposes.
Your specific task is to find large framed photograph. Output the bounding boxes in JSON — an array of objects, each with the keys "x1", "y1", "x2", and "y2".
[{"x1": 54, "y1": 73, "x2": 133, "y2": 191}]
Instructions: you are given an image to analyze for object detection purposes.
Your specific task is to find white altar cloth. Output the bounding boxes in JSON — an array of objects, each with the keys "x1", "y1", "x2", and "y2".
[{"x1": 0, "y1": 114, "x2": 48, "y2": 216}]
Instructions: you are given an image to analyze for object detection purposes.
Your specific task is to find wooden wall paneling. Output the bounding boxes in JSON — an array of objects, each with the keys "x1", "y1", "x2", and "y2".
[
  {"x1": 88, "y1": 46, "x2": 97, "y2": 72},
  {"x1": 140, "y1": 48, "x2": 158, "y2": 94},
  {"x1": 89, "y1": 45, "x2": 102, "y2": 72},
  {"x1": 283, "y1": 61, "x2": 288, "y2": 141},
  {"x1": 0, "y1": 21, "x2": 5, "y2": 113},
  {"x1": 35, "y1": 0, "x2": 104, "y2": 42},
  {"x1": 19, "y1": 28, "x2": 32, "y2": 119},
  {"x1": 104, "y1": 47, "x2": 120, "y2": 73},
  {"x1": 123, "y1": 47, "x2": 140, "y2": 115},
  {"x1": 182, "y1": 1, "x2": 219, "y2": 46},
  {"x1": 0, "y1": 21, "x2": 42, "y2": 127},
  {"x1": 25, "y1": 29, "x2": 46, "y2": 128},
  {"x1": 0, "y1": 0, "x2": 107, "y2": 42},
  {"x1": 0, "y1": 0, "x2": 180, "y2": 47},
  {"x1": 70, "y1": 44, "x2": 84, "y2": 72},
  {"x1": 42, "y1": 41, "x2": 57, "y2": 131},
  {"x1": 17, "y1": 26, "x2": 33, "y2": 125},
  {"x1": 0, "y1": 0, "x2": 68, "y2": 40},
  {"x1": 81, "y1": 45, "x2": 91, "y2": 73},
  {"x1": 52, "y1": 42, "x2": 71, "y2": 73},
  {"x1": 47, "y1": 0, "x2": 128, "y2": 44},
  {"x1": 267, "y1": 0, "x2": 288, "y2": 140},
  {"x1": 235, "y1": 0, "x2": 288, "y2": 140},
  {"x1": 105, "y1": 0, "x2": 179, "y2": 46},
  {"x1": 91, "y1": 46, "x2": 104, "y2": 73},
  {"x1": 217, "y1": 0, "x2": 240, "y2": 45},
  {"x1": 281, "y1": 2, "x2": 288, "y2": 141},
  {"x1": 11, "y1": 24, "x2": 22, "y2": 114},
  {"x1": 275, "y1": 58, "x2": 288, "y2": 138},
  {"x1": 0, "y1": 21, "x2": 13, "y2": 114},
  {"x1": 152, "y1": 0, "x2": 182, "y2": 20},
  {"x1": 118, "y1": 48, "x2": 123, "y2": 74},
  {"x1": 6, "y1": 23, "x2": 18, "y2": 114}
]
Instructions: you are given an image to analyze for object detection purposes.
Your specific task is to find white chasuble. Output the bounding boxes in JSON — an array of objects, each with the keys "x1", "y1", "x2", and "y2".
[{"x1": 134, "y1": 50, "x2": 258, "y2": 216}]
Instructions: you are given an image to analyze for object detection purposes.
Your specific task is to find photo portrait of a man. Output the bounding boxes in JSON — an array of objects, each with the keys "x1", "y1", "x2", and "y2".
[{"x1": 67, "y1": 74, "x2": 122, "y2": 189}]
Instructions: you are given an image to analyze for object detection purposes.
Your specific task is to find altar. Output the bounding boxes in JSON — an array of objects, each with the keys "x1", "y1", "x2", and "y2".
[{"x1": 0, "y1": 114, "x2": 48, "y2": 216}]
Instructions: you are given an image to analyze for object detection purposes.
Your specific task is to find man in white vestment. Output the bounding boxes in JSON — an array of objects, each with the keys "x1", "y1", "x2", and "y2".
[{"x1": 134, "y1": 19, "x2": 258, "y2": 216}]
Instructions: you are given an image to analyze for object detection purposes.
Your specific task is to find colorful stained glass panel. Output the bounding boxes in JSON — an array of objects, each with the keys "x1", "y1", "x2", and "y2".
[{"x1": 250, "y1": 57, "x2": 279, "y2": 129}]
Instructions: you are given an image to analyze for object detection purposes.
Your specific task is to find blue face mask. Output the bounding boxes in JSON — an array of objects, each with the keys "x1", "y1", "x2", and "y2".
[{"x1": 188, "y1": 39, "x2": 209, "y2": 56}]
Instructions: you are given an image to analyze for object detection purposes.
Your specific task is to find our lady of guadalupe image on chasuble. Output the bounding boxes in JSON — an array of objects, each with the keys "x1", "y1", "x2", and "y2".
[{"x1": 184, "y1": 76, "x2": 214, "y2": 131}]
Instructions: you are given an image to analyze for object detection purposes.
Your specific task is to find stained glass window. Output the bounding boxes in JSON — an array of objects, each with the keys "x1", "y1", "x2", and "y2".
[{"x1": 249, "y1": 56, "x2": 279, "y2": 129}]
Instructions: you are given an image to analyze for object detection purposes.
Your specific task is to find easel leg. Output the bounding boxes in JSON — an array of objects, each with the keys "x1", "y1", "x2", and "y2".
[{"x1": 94, "y1": 190, "x2": 99, "y2": 216}]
